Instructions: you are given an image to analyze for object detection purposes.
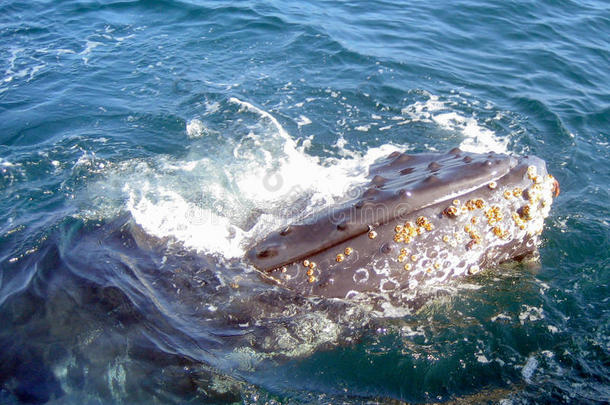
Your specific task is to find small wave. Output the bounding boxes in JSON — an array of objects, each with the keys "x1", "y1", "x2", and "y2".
[{"x1": 401, "y1": 93, "x2": 509, "y2": 154}]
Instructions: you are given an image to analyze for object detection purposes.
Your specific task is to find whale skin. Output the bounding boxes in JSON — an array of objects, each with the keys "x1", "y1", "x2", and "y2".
[{"x1": 246, "y1": 148, "x2": 558, "y2": 299}]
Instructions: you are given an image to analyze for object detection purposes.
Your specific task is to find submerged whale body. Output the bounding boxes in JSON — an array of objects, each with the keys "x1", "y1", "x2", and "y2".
[{"x1": 247, "y1": 148, "x2": 559, "y2": 299}]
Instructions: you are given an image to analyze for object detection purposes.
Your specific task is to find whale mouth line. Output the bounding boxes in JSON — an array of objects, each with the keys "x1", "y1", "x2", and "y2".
[{"x1": 257, "y1": 172, "x2": 513, "y2": 273}]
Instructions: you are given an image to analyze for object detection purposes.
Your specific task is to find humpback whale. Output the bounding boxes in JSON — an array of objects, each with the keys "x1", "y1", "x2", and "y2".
[{"x1": 247, "y1": 148, "x2": 559, "y2": 299}]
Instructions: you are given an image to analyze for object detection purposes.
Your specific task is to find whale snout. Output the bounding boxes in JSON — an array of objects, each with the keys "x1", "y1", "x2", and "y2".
[{"x1": 246, "y1": 149, "x2": 558, "y2": 298}]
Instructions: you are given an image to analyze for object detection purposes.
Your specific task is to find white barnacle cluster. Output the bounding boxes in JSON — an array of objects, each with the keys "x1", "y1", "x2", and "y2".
[
  {"x1": 387, "y1": 164, "x2": 556, "y2": 286},
  {"x1": 513, "y1": 166, "x2": 556, "y2": 237}
]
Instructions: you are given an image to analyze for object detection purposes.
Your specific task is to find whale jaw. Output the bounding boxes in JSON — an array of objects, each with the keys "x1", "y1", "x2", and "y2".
[{"x1": 246, "y1": 149, "x2": 557, "y2": 299}]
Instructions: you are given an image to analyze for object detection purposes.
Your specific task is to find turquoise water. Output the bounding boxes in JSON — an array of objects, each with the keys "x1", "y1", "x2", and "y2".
[{"x1": 1, "y1": 0, "x2": 608, "y2": 403}]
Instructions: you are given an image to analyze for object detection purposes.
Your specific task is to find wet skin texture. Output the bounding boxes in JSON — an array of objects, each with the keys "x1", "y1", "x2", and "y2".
[{"x1": 247, "y1": 148, "x2": 558, "y2": 299}]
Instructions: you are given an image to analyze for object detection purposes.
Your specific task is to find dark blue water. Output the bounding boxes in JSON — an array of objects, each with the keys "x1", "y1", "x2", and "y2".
[{"x1": 1, "y1": 0, "x2": 608, "y2": 403}]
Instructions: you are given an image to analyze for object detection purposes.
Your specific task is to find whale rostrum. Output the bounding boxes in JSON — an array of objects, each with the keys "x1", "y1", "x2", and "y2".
[{"x1": 246, "y1": 148, "x2": 559, "y2": 299}]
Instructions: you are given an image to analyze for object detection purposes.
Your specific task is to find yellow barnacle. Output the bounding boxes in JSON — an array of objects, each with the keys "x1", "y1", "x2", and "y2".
[
  {"x1": 503, "y1": 190, "x2": 512, "y2": 199},
  {"x1": 394, "y1": 234, "x2": 403, "y2": 243},
  {"x1": 466, "y1": 200, "x2": 476, "y2": 211},
  {"x1": 471, "y1": 217, "x2": 478, "y2": 225},
  {"x1": 368, "y1": 230, "x2": 377, "y2": 239},
  {"x1": 426, "y1": 267, "x2": 432, "y2": 273},
  {"x1": 527, "y1": 186, "x2": 537, "y2": 198},
  {"x1": 400, "y1": 248, "x2": 407, "y2": 254},
  {"x1": 306, "y1": 268, "x2": 314, "y2": 276},
  {"x1": 475, "y1": 199, "x2": 485, "y2": 209},
  {"x1": 344, "y1": 247, "x2": 353, "y2": 256},
  {"x1": 309, "y1": 262, "x2": 317, "y2": 269},
  {"x1": 485, "y1": 205, "x2": 503, "y2": 225},
  {"x1": 303, "y1": 260, "x2": 310, "y2": 267},
  {"x1": 527, "y1": 165, "x2": 537, "y2": 179},
  {"x1": 416, "y1": 216, "x2": 427, "y2": 227},
  {"x1": 398, "y1": 255, "x2": 406, "y2": 263},
  {"x1": 411, "y1": 254, "x2": 419, "y2": 262},
  {"x1": 513, "y1": 187, "x2": 523, "y2": 198},
  {"x1": 488, "y1": 181, "x2": 497, "y2": 190},
  {"x1": 404, "y1": 263, "x2": 411, "y2": 271},
  {"x1": 308, "y1": 275, "x2": 316, "y2": 283},
  {"x1": 336, "y1": 253, "x2": 345, "y2": 262},
  {"x1": 519, "y1": 205, "x2": 532, "y2": 220},
  {"x1": 453, "y1": 199, "x2": 461, "y2": 206},
  {"x1": 442, "y1": 235, "x2": 450, "y2": 243},
  {"x1": 434, "y1": 262, "x2": 441, "y2": 270},
  {"x1": 395, "y1": 225, "x2": 403, "y2": 233},
  {"x1": 444, "y1": 205, "x2": 458, "y2": 218},
  {"x1": 424, "y1": 222, "x2": 434, "y2": 231},
  {"x1": 464, "y1": 225, "x2": 472, "y2": 233},
  {"x1": 416, "y1": 227, "x2": 423, "y2": 235}
]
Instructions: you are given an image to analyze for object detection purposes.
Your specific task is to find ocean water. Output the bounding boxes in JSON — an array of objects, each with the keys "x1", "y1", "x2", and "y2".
[{"x1": 0, "y1": 0, "x2": 608, "y2": 403}]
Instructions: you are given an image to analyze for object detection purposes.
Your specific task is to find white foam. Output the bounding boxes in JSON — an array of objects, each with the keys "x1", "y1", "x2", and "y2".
[
  {"x1": 296, "y1": 115, "x2": 311, "y2": 127},
  {"x1": 522, "y1": 356, "x2": 538, "y2": 383},
  {"x1": 93, "y1": 98, "x2": 396, "y2": 259},
  {"x1": 27, "y1": 64, "x2": 45, "y2": 82},
  {"x1": 0, "y1": 158, "x2": 14, "y2": 167},
  {"x1": 126, "y1": 184, "x2": 245, "y2": 258},
  {"x1": 81, "y1": 40, "x2": 102, "y2": 64},
  {"x1": 491, "y1": 312, "x2": 512, "y2": 322},
  {"x1": 204, "y1": 101, "x2": 220, "y2": 114},
  {"x1": 459, "y1": 117, "x2": 507, "y2": 154},
  {"x1": 229, "y1": 97, "x2": 291, "y2": 141},
  {"x1": 90, "y1": 94, "x2": 510, "y2": 261},
  {"x1": 228, "y1": 98, "x2": 391, "y2": 209},
  {"x1": 519, "y1": 305, "x2": 545, "y2": 324},
  {"x1": 186, "y1": 119, "x2": 208, "y2": 138},
  {"x1": 476, "y1": 353, "x2": 492, "y2": 364},
  {"x1": 401, "y1": 93, "x2": 508, "y2": 154}
]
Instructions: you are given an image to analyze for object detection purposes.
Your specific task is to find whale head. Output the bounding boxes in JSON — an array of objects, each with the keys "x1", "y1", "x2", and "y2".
[{"x1": 246, "y1": 148, "x2": 558, "y2": 298}]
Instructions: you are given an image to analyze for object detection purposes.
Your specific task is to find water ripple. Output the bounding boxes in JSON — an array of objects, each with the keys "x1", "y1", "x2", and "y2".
[{"x1": 0, "y1": 0, "x2": 608, "y2": 403}]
